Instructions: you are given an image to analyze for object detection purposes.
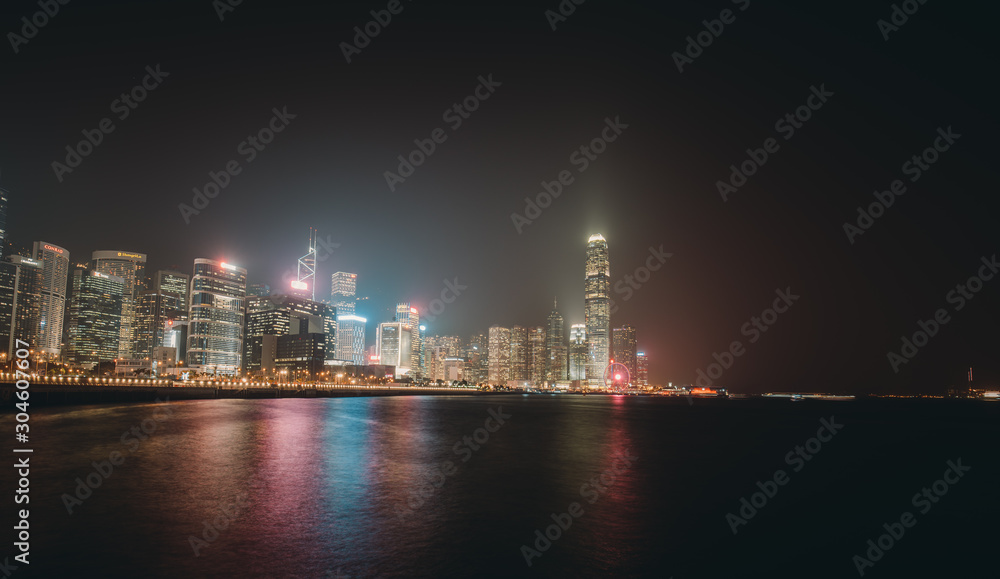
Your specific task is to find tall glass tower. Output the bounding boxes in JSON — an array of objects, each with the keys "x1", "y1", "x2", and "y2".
[
  {"x1": 33, "y1": 241, "x2": 70, "y2": 358},
  {"x1": 186, "y1": 259, "x2": 247, "y2": 374},
  {"x1": 92, "y1": 250, "x2": 147, "y2": 360},
  {"x1": 545, "y1": 299, "x2": 566, "y2": 382},
  {"x1": 584, "y1": 234, "x2": 610, "y2": 387}
]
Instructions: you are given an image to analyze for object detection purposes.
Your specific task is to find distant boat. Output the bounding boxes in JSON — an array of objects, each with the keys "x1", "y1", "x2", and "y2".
[{"x1": 790, "y1": 394, "x2": 804, "y2": 402}]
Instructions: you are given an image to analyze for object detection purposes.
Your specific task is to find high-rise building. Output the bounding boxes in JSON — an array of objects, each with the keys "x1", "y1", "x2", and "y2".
[
  {"x1": 7, "y1": 256, "x2": 42, "y2": 354},
  {"x1": 92, "y1": 250, "x2": 147, "y2": 360},
  {"x1": 465, "y1": 332, "x2": 488, "y2": 384},
  {"x1": 335, "y1": 314, "x2": 366, "y2": 364},
  {"x1": 569, "y1": 323, "x2": 588, "y2": 381},
  {"x1": 612, "y1": 324, "x2": 638, "y2": 383},
  {"x1": 248, "y1": 283, "x2": 271, "y2": 297},
  {"x1": 528, "y1": 326, "x2": 547, "y2": 385},
  {"x1": 292, "y1": 228, "x2": 318, "y2": 301},
  {"x1": 243, "y1": 294, "x2": 334, "y2": 375},
  {"x1": 636, "y1": 351, "x2": 649, "y2": 386},
  {"x1": 65, "y1": 270, "x2": 124, "y2": 366},
  {"x1": 488, "y1": 326, "x2": 511, "y2": 385},
  {"x1": 546, "y1": 299, "x2": 567, "y2": 382},
  {"x1": 134, "y1": 270, "x2": 189, "y2": 360},
  {"x1": 186, "y1": 259, "x2": 247, "y2": 374},
  {"x1": 424, "y1": 335, "x2": 463, "y2": 381},
  {"x1": 275, "y1": 332, "x2": 326, "y2": 379},
  {"x1": 0, "y1": 262, "x2": 15, "y2": 355},
  {"x1": 396, "y1": 303, "x2": 421, "y2": 378},
  {"x1": 330, "y1": 272, "x2": 357, "y2": 314},
  {"x1": 377, "y1": 321, "x2": 412, "y2": 378},
  {"x1": 585, "y1": 234, "x2": 611, "y2": 387},
  {"x1": 33, "y1": 241, "x2": 70, "y2": 358},
  {"x1": 509, "y1": 326, "x2": 529, "y2": 381}
]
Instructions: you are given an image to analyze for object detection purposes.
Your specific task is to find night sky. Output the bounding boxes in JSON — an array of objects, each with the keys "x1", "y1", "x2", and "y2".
[{"x1": 1, "y1": 0, "x2": 997, "y2": 393}]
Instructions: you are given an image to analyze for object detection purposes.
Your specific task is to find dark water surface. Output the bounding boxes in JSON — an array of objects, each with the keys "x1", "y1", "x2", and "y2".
[{"x1": 2, "y1": 395, "x2": 997, "y2": 578}]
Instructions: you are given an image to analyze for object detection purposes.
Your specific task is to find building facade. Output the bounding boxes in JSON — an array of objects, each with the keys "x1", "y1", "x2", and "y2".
[
  {"x1": 377, "y1": 321, "x2": 412, "y2": 378},
  {"x1": 186, "y1": 259, "x2": 247, "y2": 374},
  {"x1": 33, "y1": 241, "x2": 69, "y2": 358},
  {"x1": 92, "y1": 250, "x2": 147, "y2": 360},
  {"x1": 569, "y1": 323, "x2": 588, "y2": 381},
  {"x1": 488, "y1": 326, "x2": 511, "y2": 385},
  {"x1": 612, "y1": 324, "x2": 638, "y2": 383},
  {"x1": 584, "y1": 234, "x2": 611, "y2": 387},
  {"x1": 335, "y1": 314, "x2": 366, "y2": 365},
  {"x1": 65, "y1": 270, "x2": 125, "y2": 366},
  {"x1": 546, "y1": 300, "x2": 567, "y2": 382}
]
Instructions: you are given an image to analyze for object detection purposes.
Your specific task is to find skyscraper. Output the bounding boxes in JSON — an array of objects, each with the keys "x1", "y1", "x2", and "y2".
[
  {"x1": 33, "y1": 241, "x2": 69, "y2": 358},
  {"x1": 330, "y1": 272, "x2": 357, "y2": 314},
  {"x1": 134, "y1": 270, "x2": 189, "y2": 360},
  {"x1": 293, "y1": 228, "x2": 317, "y2": 301},
  {"x1": 546, "y1": 299, "x2": 567, "y2": 382},
  {"x1": 65, "y1": 270, "x2": 124, "y2": 366},
  {"x1": 636, "y1": 351, "x2": 649, "y2": 386},
  {"x1": 569, "y1": 323, "x2": 588, "y2": 381},
  {"x1": 243, "y1": 293, "x2": 334, "y2": 375},
  {"x1": 93, "y1": 250, "x2": 147, "y2": 360},
  {"x1": 528, "y1": 326, "x2": 547, "y2": 385},
  {"x1": 585, "y1": 234, "x2": 611, "y2": 387},
  {"x1": 335, "y1": 314, "x2": 366, "y2": 364},
  {"x1": 509, "y1": 326, "x2": 529, "y2": 381},
  {"x1": 488, "y1": 326, "x2": 511, "y2": 385},
  {"x1": 186, "y1": 259, "x2": 247, "y2": 374},
  {"x1": 7, "y1": 256, "x2": 42, "y2": 354},
  {"x1": 377, "y1": 321, "x2": 412, "y2": 378},
  {"x1": 396, "y1": 303, "x2": 421, "y2": 378},
  {"x1": 465, "y1": 332, "x2": 488, "y2": 384},
  {"x1": 612, "y1": 324, "x2": 638, "y2": 383}
]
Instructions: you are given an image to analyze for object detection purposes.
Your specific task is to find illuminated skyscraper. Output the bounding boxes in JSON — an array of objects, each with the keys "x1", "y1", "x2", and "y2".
[
  {"x1": 545, "y1": 299, "x2": 567, "y2": 382},
  {"x1": 33, "y1": 241, "x2": 69, "y2": 357},
  {"x1": 7, "y1": 256, "x2": 42, "y2": 354},
  {"x1": 336, "y1": 314, "x2": 366, "y2": 365},
  {"x1": 569, "y1": 323, "x2": 588, "y2": 381},
  {"x1": 612, "y1": 324, "x2": 637, "y2": 383},
  {"x1": 330, "y1": 272, "x2": 357, "y2": 315},
  {"x1": 528, "y1": 326, "x2": 547, "y2": 385},
  {"x1": 134, "y1": 270, "x2": 189, "y2": 359},
  {"x1": 93, "y1": 250, "x2": 147, "y2": 360},
  {"x1": 584, "y1": 234, "x2": 611, "y2": 387},
  {"x1": 488, "y1": 325, "x2": 511, "y2": 385},
  {"x1": 377, "y1": 321, "x2": 412, "y2": 378},
  {"x1": 465, "y1": 332, "x2": 488, "y2": 384},
  {"x1": 292, "y1": 228, "x2": 317, "y2": 300},
  {"x1": 636, "y1": 351, "x2": 649, "y2": 386},
  {"x1": 243, "y1": 294, "x2": 334, "y2": 375},
  {"x1": 510, "y1": 326, "x2": 529, "y2": 381},
  {"x1": 65, "y1": 269, "x2": 124, "y2": 366},
  {"x1": 396, "y1": 302, "x2": 421, "y2": 378},
  {"x1": 186, "y1": 259, "x2": 247, "y2": 374}
]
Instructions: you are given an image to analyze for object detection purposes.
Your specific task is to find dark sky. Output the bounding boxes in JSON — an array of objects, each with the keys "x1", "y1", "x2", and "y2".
[{"x1": 2, "y1": 0, "x2": 997, "y2": 393}]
